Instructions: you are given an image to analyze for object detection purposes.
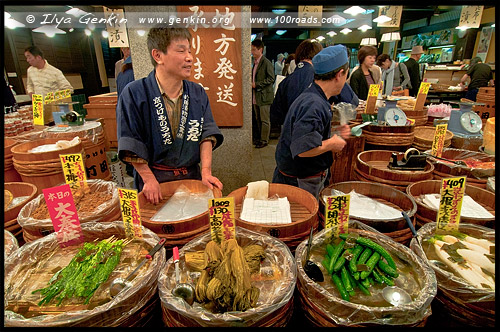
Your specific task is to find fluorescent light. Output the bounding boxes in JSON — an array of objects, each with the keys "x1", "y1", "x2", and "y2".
[
  {"x1": 66, "y1": 7, "x2": 87, "y2": 17},
  {"x1": 491, "y1": 23, "x2": 495, "y2": 27},
  {"x1": 327, "y1": 31, "x2": 337, "y2": 37},
  {"x1": 381, "y1": 32, "x2": 401, "y2": 42},
  {"x1": 363, "y1": 9, "x2": 375, "y2": 15},
  {"x1": 357, "y1": 24, "x2": 372, "y2": 31},
  {"x1": 272, "y1": 9, "x2": 287, "y2": 15},
  {"x1": 4, "y1": 12, "x2": 25, "y2": 29},
  {"x1": 340, "y1": 28, "x2": 352, "y2": 34},
  {"x1": 360, "y1": 38, "x2": 377, "y2": 46},
  {"x1": 251, "y1": 34, "x2": 256, "y2": 41},
  {"x1": 32, "y1": 25, "x2": 66, "y2": 36},
  {"x1": 344, "y1": 6, "x2": 366, "y2": 16},
  {"x1": 456, "y1": 26, "x2": 469, "y2": 31},
  {"x1": 316, "y1": 36, "x2": 325, "y2": 41},
  {"x1": 428, "y1": 44, "x2": 455, "y2": 49},
  {"x1": 373, "y1": 15, "x2": 391, "y2": 23},
  {"x1": 276, "y1": 30, "x2": 287, "y2": 35}
]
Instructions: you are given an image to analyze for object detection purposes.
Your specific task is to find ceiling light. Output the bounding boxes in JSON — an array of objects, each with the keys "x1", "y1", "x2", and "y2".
[
  {"x1": 373, "y1": 15, "x2": 391, "y2": 23},
  {"x1": 360, "y1": 38, "x2": 377, "y2": 46},
  {"x1": 327, "y1": 31, "x2": 337, "y2": 37},
  {"x1": 137, "y1": 29, "x2": 146, "y2": 36},
  {"x1": 316, "y1": 36, "x2": 325, "y2": 41},
  {"x1": 340, "y1": 28, "x2": 352, "y2": 34},
  {"x1": 456, "y1": 26, "x2": 469, "y2": 31},
  {"x1": 328, "y1": 14, "x2": 347, "y2": 26},
  {"x1": 66, "y1": 7, "x2": 87, "y2": 17},
  {"x1": 84, "y1": 29, "x2": 92, "y2": 36},
  {"x1": 32, "y1": 25, "x2": 66, "y2": 36},
  {"x1": 4, "y1": 12, "x2": 26, "y2": 29},
  {"x1": 69, "y1": 28, "x2": 74, "y2": 32},
  {"x1": 491, "y1": 24, "x2": 495, "y2": 28},
  {"x1": 272, "y1": 9, "x2": 287, "y2": 15},
  {"x1": 363, "y1": 9, "x2": 375, "y2": 15},
  {"x1": 357, "y1": 24, "x2": 372, "y2": 31},
  {"x1": 251, "y1": 34, "x2": 256, "y2": 42},
  {"x1": 343, "y1": 6, "x2": 366, "y2": 16},
  {"x1": 276, "y1": 30, "x2": 287, "y2": 36},
  {"x1": 380, "y1": 32, "x2": 401, "y2": 42},
  {"x1": 102, "y1": 30, "x2": 109, "y2": 38}
]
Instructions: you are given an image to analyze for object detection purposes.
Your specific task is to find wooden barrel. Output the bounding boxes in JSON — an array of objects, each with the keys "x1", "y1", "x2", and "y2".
[
  {"x1": 412, "y1": 126, "x2": 453, "y2": 152},
  {"x1": 406, "y1": 180, "x2": 495, "y2": 228},
  {"x1": 43, "y1": 121, "x2": 111, "y2": 181},
  {"x1": 473, "y1": 86, "x2": 495, "y2": 125},
  {"x1": 425, "y1": 148, "x2": 495, "y2": 189},
  {"x1": 4, "y1": 138, "x2": 22, "y2": 182},
  {"x1": 227, "y1": 183, "x2": 319, "y2": 252},
  {"x1": 329, "y1": 135, "x2": 365, "y2": 184},
  {"x1": 403, "y1": 106, "x2": 428, "y2": 127},
  {"x1": 318, "y1": 181, "x2": 417, "y2": 246},
  {"x1": 295, "y1": 222, "x2": 436, "y2": 327},
  {"x1": 4, "y1": 182, "x2": 38, "y2": 244},
  {"x1": 138, "y1": 179, "x2": 222, "y2": 253},
  {"x1": 11, "y1": 138, "x2": 84, "y2": 193},
  {"x1": 4, "y1": 221, "x2": 165, "y2": 327},
  {"x1": 362, "y1": 124, "x2": 415, "y2": 150},
  {"x1": 353, "y1": 150, "x2": 434, "y2": 192},
  {"x1": 158, "y1": 226, "x2": 296, "y2": 327}
]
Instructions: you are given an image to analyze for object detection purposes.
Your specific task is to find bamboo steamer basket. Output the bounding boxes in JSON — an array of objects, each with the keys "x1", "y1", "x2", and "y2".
[
  {"x1": 43, "y1": 121, "x2": 111, "y2": 181},
  {"x1": 353, "y1": 150, "x2": 434, "y2": 192},
  {"x1": 227, "y1": 183, "x2": 319, "y2": 252},
  {"x1": 412, "y1": 126, "x2": 453, "y2": 152},
  {"x1": 4, "y1": 138, "x2": 22, "y2": 182},
  {"x1": 138, "y1": 179, "x2": 222, "y2": 253},
  {"x1": 5, "y1": 229, "x2": 20, "y2": 259},
  {"x1": 362, "y1": 124, "x2": 415, "y2": 148},
  {"x1": 11, "y1": 138, "x2": 84, "y2": 192},
  {"x1": 18, "y1": 179, "x2": 121, "y2": 242},
  {"x1": 318, "y1": 181, "x2": 417, "y2": 246},
  {"x1": 424, "y1": 148, "x2": 495, "y2": 189},
  {"x1": 158, "y1": 226, "x2": 297, "y2": 327},
  {"x1": 410, "y1": 222, "x2": 495, "y2": 327},
  {"x1": 406, "y1": 180, "x2": 495, "y2": 229},
  {"x1": 4, "y1": 221, "x2": 165, "y2": 327},
  {"x1": 295, "y1": 220, "x2": 436, "y2": 327}
]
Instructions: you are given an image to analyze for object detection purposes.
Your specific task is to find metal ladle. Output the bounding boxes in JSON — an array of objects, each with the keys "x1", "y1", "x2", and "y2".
[
  {"x1": 171, "y1": 246, "x2": 195, "y2": 305},
  {"x1": 109, "y1": 238, "x2": 166, "y2": 298},
  {"x1": 303, "y1": 226, "x2": 324, "y2": 282}
]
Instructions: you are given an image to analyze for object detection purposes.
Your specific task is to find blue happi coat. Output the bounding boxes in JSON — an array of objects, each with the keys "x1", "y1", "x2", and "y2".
[{"x1": 117, "y1": 70, "x2": 223, "y2": 188}]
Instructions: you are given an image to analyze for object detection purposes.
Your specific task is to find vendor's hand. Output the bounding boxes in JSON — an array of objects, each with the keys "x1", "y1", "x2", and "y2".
[
  {"x1": 142, "y1": 178, "x2": 162, "y2": 205},
  {"x1": 201, "y1": 168, "x2": 223, "y2": 191},
  {"x1": 336, "y1": 124, "x2": 351, "y2": 140},
  {"x1": 327, "y1": 134, "x2": 346, "y2": 152}
]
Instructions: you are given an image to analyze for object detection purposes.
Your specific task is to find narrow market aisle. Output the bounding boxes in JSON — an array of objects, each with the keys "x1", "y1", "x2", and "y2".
[{"x1": 250, "y1": 138, "x2": 279, "y2": 183}]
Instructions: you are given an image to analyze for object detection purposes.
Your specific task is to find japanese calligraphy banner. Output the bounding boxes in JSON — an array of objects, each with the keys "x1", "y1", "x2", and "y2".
[
  {"x1": 377, "y1": 6, "x2": 403, "y2": 28},
  {"x1": 43, "y1": 184, "x2": 84, "y2": 248},
  {"x1": 413, "y1": 82, "x2": 430, "y2": 111},
  {"x1": 104, "y1": 6, "x2": 129, "y2": 47},
  {"x1": 32, "y1": 94, "x2": 44, "y2": 125},
  {"x1": 364, "y1": 84, "x2": 379, "y2": 114},
  {"x1": 209, "y1": 197, "x2": 236, "y2": 243},
  {"x1": 324, "y1": 194, "x2": 350, "y2": 239},
  {"x1": 431, "y1": 124, "x2": 448, "y2": 158},
  {"x1": 118, "y1": 188, "x2": 143, "y2": 238},
  {"x1": 459, "y1": 6, "x2": 483, "y2": 29},
  {"x1": 60, "y1": 153, "x2": 88, "y2": 189},
  {"x1": 178, "y1": 5, "x2": 243, "y2": 126},
  {"x1": 297, "y1": 5, "x2": 323, "y2": 27},
  {"x1": 436, "y1": 176, "x2": 466, "y2": 233}
]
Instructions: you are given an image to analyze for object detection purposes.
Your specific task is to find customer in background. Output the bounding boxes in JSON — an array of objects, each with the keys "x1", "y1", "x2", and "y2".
[
  {"x1": 348, "y1": 46, "x2": 380, "y2": 100},
  {"x1": 251, "y1": 39, "x2": 275, "y2": 148},
  {"x1": 460, "y1": 56, "x2": 494, "y2": 101},
  {"x1": 274, "y1": 53, "x2": 285, "y2": 76},
  {"x1": 281, "y1": 53, "x2": 296, "y2": 76},
  {"x1": 116, "y1": 54, "x2": 134, "y2": 97},
  {"x1": 404, "y1": 45, "x2": 424, "y2": 97},
  {"x1": 377, "y1": 53, "x2": 411, "y2": 96},
  {"x1": 115, "y1": 47, "x2": 131, "y2": 79}
]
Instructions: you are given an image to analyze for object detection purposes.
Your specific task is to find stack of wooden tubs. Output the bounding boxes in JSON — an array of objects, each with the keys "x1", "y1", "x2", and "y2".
[{"x1": 473, "y1": 86, "x2": 495, "y2": 125}]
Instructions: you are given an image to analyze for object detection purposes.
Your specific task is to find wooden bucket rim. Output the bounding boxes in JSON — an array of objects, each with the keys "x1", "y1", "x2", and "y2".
[{"x1": 11, "y1": 138, "x2": 84, "y2": 161}]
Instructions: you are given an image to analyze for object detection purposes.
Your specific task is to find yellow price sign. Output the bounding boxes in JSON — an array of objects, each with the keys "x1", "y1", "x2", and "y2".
[
  {"x1": 368, "y1": 84, "x2": 380, "y2": 97},
  {"x1": 413, "y1": 82, "x2": 430, "y2": 110},
  {"x1": 32, "y1": 94, "x2": 44, "y2": 125},
  {"x1": 418, "y1": 82, "x2": 431, "y2": 95},
  {"x1": 436, "y1": 176, "x2": 466, "y2": 233},
  {"x1": 431, "y1": 124, "x2": 448, "y2": 158},
  {"x1": 44, "y1": 92, "x2": 55, "y2": 104},
  {"x1": 60, "y1": 153, "x2": 87, "y2": 189},
  {"x1": 64, "y1": 89, "x2": 71, "y2": 98},
  {"x1": 324, "y1": 194, "x2": 350, "y2": 239},
  {"x1": 118, "y1": 188, "x2": 143, "y2": 239},
  {"x1": 209, "y1": 197, "x2": 236, "y2": 243}
]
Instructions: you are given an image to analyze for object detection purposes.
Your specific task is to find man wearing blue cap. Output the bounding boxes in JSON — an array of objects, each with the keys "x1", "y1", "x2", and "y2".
[{"x1": 272, "y1": 45, "x2": 351, "y2": 198}]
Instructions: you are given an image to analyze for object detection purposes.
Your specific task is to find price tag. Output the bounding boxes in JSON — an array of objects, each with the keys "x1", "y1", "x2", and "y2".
[
  {"x1": 32, "y1": 94, "x2": 44, "y2": 125},
  {"x1": 44, "y1": 91, "x2": 55, "y2": 104},
  {"x1": 324, "y1": 194, "x2": 350, "y2": 239},
  {"x1": 431, "y1": 124, "x2": 448, "y2": 158},
  {"x1": 413, "y1": 82, "x2": 430, "y2": 111},
  {"x1": 118, "y1": 188, "x2": 143, "y2": 238},
  {"x1": 364, "y1": 84, "x2": 379, "y2": 114},
  {"x1": 436, "y1": 176, "x2": 466, "y2": 233},
  {"x1": 43, "y1": 184, "x2": 84, "y2": 248},
  {"x1": 209, "y1": 197, "x2": 236, "y2": 243},
  {"x1": 64, "y1": 89, "x2": 71, "y2": 98},
  {"x1": 60, "y1": 153, "x2": 87, "y2": 189},
  {"x1": 54, "y1": 90, "x2": 62, "y2": 101}
]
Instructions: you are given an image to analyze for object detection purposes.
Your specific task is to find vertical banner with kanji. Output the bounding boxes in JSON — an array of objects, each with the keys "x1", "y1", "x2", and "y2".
[
  {"x1": 118, "y1": 188, "x2": 143, "y2": 238},
  {"x1": 32, "y1": 94, "x2": 44, "y2": 125},
  {"x1": 377, "y1": 6, "x2": 403, "y2": 28},
  {"x1": 436, "y1": 176, "x2": 466, "y2": 233},
  {"x1": 178, "y1": 5, "x2": 242, "y2": 126},
  {"x1": 431, "y1": 124, "x2": 448, "y2": 158},
  {"x1": 365, "y1": 84, "x2": 380, "y2": 114},
  {"x1": 459, "y1": 5, "x2": 483, "y2": 28},
  {"x1": 297, "y1": 5, "x2": 323, "y2": 27},
  {"x1": 43, "y1": 184, "x2": 84, "y2": 247},
  {"x1": 414, "y1": 82, "x2": 430, "y2": 111},
  {"x1": 324, "y1": 194, "x2": 350, "y2": 239},
  {"x1": 103, "y1": 6, "x2": 129, "y2": 47},
  {"x1": 60, "y1": 153, "x2": 87, "y2": 189},
  {"x1": 209, "y1": 197, "x2": 235, "y2": 243}
]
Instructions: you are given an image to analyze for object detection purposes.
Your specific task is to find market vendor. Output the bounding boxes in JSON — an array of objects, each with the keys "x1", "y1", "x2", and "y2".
[
  {"x1": 117, "y1": 26, "x2": 224, "y2": 204},
  {"x1": 272, "y1": 45, "x2": 351, "y2": 199},
  {"x1": 460, "y1": 56, "x2": 494, "y2": 101}
]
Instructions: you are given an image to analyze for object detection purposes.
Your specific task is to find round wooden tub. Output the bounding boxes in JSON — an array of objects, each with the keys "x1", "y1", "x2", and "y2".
[
  {"x1": 4, "y1": 182, "x2": 38, "y2": 244},
  {"x1": 412, "y1": 126, "x2": 453, "y2": 152}
]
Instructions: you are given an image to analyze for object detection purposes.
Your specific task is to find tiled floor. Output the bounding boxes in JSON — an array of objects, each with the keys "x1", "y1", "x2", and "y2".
[{"x1": 250, "y1": 138, "x2": 279, "y2": 183}]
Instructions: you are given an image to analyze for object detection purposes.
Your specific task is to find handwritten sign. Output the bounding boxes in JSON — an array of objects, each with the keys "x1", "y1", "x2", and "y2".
[
  {"x1": 459, "y1": 5, "x2": 483, "y2": 28},
  {"x1": 298, "y1": 5, "x2": 323, "y2": 27},
  {"x1": 324, "y1": 194, "x2": 350, "y2": 239},
  {"x1": 436, "y1": 176, "x2": 466, "y2": 232},
  {"x1": 60, "y1": 153, "x2": 87, "y2": 189},
  {"x1": 103, "y1": 6, "x2": 129, "y2": 47},
  {"x1": 43, "y1": 184, "x2": 84, "y2": 247},
  {"x1": 32, "y1": 94, "x2": 44, "y2": 125},
  {"x1": 44, "y1": 91, "x2": 55, "y2": 105},
  {"x1": 365, "y1": 84, "x2": 380, "y2": 114},
  {"x1": 118, "y1": 188, "x2": 143, "y2": 238},
  {"x1": 413, "y1": 82, "x2": 430, "y2": 111},
  {"x1": 431, "y1": 124, "x2": 448, "y2": 158},
  {"x1": 377, "y1": 5, "x2": 403, "y2": 28},
  {"x1": 209, "y1": 197, "x2": 235, "y2": 243}
]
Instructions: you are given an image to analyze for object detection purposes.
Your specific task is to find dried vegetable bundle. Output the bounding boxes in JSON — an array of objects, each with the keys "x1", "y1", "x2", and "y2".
[{"x1": 32, "y1": 236, "x2": 129, "y2": 306}]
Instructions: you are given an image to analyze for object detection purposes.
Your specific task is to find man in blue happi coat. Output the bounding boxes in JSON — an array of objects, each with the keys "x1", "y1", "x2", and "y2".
[
  {"x1": 117, "y1": 26, "x2": 224, "y2": 204},
  {"x1": 273, "y1": 45, "x2": 351, "y2": 199}
]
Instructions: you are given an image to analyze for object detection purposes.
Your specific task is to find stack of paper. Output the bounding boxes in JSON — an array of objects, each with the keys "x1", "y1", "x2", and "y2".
[{"x1": 240, "y1": 197, "x2": 292, "y2": 225}]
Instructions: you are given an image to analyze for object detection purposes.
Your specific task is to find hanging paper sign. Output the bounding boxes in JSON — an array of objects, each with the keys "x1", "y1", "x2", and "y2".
[
  {"x1": 32, "y1": 94, "x2": 44, "y2": 125},
  {"x1": 365, "y1": 84, "x2": 379, "y2": 114},
  {"x1": 103, "y1": 6, "x2": 129, "y2": 48},
  {"x1": 60, "y1": 153, "x2": 87, "y2": 189},
  {"x1": 43, "y1": 184, "x2": 84, "y2": 248},
  {"x1": 324, "y1": 194, "x2": 350, "y2": 239},
  {"x1": 458, "y1": 5, "x2": 483, "y2": 29},
  {"x1": 377, "y1": 6, "x2": 403, "y2": 28},
  {"x1": 209, "y1": 197, "x2": 235, "y2": 243},
  {"x1": 118, "y1": 188, "x2": 143, "y2": 238},
  {"x1": 413, "y1": 82, "x2": 430, "y2": 111},
  {"x1": 431, "y1": 124, "x2": 448, "y2": 158},
  {"x1": 297, "y1": 5, "x2": 323, "y2": 27},
  {"x1": 436, "y1": 176, "x2": 466, "y2": 233}
]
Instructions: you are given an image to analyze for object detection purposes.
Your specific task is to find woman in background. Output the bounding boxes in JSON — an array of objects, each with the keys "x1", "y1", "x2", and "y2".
[
  {"x1": 377, "y1": 53, "x2": 411, "y2": 96},
  {"x1": 348, "y1": 46, "x2": 380, "y2": 100}
]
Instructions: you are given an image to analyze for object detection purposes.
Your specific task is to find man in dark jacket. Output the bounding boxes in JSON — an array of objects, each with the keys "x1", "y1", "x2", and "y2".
[
  {"x1": 251, "y1": 39, "x2": 275, "y2": 148},
  {"x1": 460, "y1": 57, "x2": 494, "y2": 101},
  {"x1": 404, "y1": 45, "x2": 424, "y2": 97}
]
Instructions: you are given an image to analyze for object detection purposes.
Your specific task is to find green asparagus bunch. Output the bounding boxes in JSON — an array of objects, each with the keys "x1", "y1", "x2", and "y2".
[{"x1": 32, "y1": 237, "x2": 126, "y2": 306}]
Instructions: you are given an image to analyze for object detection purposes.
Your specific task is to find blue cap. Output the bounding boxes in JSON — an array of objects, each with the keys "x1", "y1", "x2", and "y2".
[{"x1": 312, "y1": 45, "x2": 348, "y2": 75}]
